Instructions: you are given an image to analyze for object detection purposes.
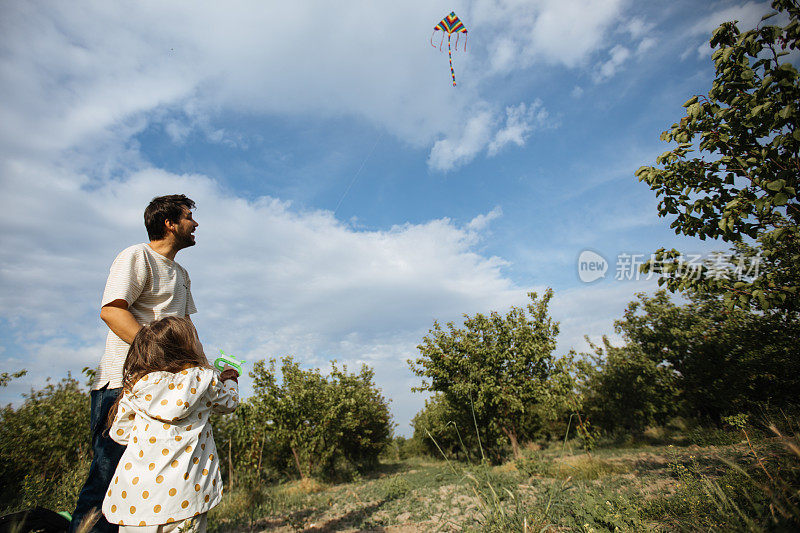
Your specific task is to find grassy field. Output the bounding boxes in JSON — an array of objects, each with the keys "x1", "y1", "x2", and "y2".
[{"x1": 208, "y1": 433, "x2": 799, "y2": 532}]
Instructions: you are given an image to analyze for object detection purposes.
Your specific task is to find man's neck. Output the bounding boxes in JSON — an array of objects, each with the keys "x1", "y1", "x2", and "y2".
[{"x1": 148, "y1": 239, "x2": 179, "y2": 261}]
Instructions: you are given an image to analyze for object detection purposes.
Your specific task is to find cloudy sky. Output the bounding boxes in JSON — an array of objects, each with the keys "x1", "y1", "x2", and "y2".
[{"x1": 0, "y1": 0, "x2": 772, "y2": 435}]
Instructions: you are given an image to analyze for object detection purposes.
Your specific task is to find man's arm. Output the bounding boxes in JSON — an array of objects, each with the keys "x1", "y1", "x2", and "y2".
[
  {"x1": 186, "y1": 315, "x2": 205, "y2": 358},
  {"x1": 100, "y1": 300, "x2": 142, "y2": 344}
]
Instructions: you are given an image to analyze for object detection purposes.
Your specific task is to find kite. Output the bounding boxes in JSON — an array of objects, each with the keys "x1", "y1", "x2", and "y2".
[{"x1": 431, "y1": 12, "x2": 468, "y2": 86}]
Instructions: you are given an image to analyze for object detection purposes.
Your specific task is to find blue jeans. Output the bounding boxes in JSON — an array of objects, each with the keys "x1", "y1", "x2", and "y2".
[{"x1": 70, "y1": 386, "x2": 125, "y2": 533}]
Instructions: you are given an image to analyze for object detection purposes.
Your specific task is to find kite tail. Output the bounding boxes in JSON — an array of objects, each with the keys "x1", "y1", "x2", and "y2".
[
  {"x1": 430, "y1": 29, "x2": 438, "y2": 48},
  {"x1": 464, "y1": 33, "x2": 468, "y2": 52},
  {"x1": 448, "y1": 34, "x2": 456, "y2": 86},
  {"x1": 439, "y1": 32, "x2": 445, "y2": 52},
  {"x1": 455, "y1": 33, "x2": 460, "y2": 50}
]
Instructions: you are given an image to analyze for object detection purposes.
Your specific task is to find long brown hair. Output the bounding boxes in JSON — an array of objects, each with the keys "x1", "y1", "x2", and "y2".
[{"x1": 107, "y1": 316, "x2": 211, "y2": 428}]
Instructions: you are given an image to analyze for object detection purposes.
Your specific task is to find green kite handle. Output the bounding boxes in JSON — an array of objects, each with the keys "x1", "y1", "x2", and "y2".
[{"x1": 213, "y1": 350, "x2": 246, "y2": 374}]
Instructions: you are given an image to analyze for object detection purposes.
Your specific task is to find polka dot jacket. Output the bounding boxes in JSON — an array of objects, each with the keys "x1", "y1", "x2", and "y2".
[{"x1": 102, "y1": 366, "x2": 239, "y2": 526}]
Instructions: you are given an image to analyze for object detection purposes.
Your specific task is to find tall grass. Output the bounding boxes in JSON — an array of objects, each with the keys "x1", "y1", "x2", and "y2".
[
  {"x1": 423, "y1": 410, "x2": 646, "y2": 532},
  {"x1": 644, "y1": 415, "x2": 800, "y2": 531},
  {"x1": 423, "y1": 410, "x2": 800, "y2": 532}
]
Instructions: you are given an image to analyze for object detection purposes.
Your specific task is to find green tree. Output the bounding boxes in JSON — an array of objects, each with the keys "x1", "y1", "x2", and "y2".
[
  {"x1": 635, "y1": 0, "x2": 800, "y2": 312},
  {"x1": 0, "y1": 369, "x2": 27, "y2": 388},
  {"x1": 610, "y1": 290, "x2": 800, "y2": 423},
  {"x1": 578, "y1": 337, "x2": 681, "y2": 434},
  {"x1": 327, "y1": 363, "x2": 393, "y2": 472},
  {"x1": 409, "y1": 394, "x2": 475, "y2": 460},
  {"x1": 0, "y1": 373, "x2": 90, "y2": 511},
  {"x1": 210, "y1": 400, "x2": 273, "y2": 489},
  {"x1": 409, "y1": 290, "x2": 575, "y2": 460},
  {"x1": 249, "y1": 356, "x2": 392, "y2": 481}
]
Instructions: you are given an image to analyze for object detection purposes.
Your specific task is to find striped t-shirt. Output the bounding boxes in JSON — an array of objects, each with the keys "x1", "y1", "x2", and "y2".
[{"x1": 94, "y1": 243, "x2": 197, "y2": 390}]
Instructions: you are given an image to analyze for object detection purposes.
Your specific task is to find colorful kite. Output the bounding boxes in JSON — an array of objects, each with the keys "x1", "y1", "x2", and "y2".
[{"x1": 431, "y1": 12, "x2": 468, "y2": 86}]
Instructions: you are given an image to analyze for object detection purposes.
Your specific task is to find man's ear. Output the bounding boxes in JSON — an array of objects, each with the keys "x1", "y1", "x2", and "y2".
[{"x1": 164, "y1": 217, "x2": 177, "y2": 235}]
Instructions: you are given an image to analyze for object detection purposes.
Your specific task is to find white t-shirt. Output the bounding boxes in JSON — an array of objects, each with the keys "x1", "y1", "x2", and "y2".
[
  {"x1": 103, "y1": 367, "x2": 238, "y2": 526},
  {"x1": 95, "y1": 244, "x2": 197, "y2": 390}
]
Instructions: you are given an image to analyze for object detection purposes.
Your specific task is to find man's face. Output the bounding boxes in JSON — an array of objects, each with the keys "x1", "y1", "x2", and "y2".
[{"x1": 171, "y1": 207, "x2": 198, "y2": 249}]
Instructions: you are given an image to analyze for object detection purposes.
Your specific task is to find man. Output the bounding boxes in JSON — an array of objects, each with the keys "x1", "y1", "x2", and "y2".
[{"x1": 70, "y1": 194, "x2": 200, "y2": 533}]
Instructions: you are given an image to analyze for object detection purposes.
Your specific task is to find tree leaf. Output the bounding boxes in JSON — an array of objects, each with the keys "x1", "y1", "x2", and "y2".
[
  {"x1": 766, "y1": 179, "x2": 786, "y2": 191},
  {"x1": 773, "y1": 192, "x2": 789, "y2": 205}
]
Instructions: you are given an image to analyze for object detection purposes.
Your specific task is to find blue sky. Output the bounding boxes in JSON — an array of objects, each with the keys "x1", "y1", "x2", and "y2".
[{"x1": 0, "y1": 0, "x2": 773, "y2": 435}]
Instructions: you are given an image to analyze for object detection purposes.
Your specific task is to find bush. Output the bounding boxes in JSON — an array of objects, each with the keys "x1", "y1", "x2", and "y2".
[
  {"x1": 580, "y1": 289, "x2": 800, "y2": 436},
  {"x1": 409, "y1": 290, "x2": 576, "y2": 461},
  {"x1": 249, "y1": 356, "x2": 393, "y2": 482},
  {"x1": 645, "y1": 419, "x2": 800, "y2": 531},
  {"x1": 409, "y1": 394, "x2": 479, "y2": 461},
  {"x1": 686, "y1": 426, "x2": 741, "y2": 447},
  {"x1": 0, "y1": 373, "x2": 91, "y2": 512},
  {"x1": 578, "y1": 336, "x2": 680, "y2": 434}
]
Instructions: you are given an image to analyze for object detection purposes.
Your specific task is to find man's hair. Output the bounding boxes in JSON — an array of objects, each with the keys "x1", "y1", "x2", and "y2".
[{"x1": 144, "y1": 194, "x2": 196, "y2": 241}]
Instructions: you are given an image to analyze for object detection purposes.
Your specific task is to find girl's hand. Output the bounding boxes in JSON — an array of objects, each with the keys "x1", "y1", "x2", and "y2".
[{"x1": 220, "y1": 364, "x2": 239, "y2": 382}]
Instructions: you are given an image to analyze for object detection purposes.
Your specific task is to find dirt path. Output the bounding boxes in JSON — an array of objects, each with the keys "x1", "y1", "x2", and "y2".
[{"x1": 213, "y1": 443, "x2": 760, "y2": 532}]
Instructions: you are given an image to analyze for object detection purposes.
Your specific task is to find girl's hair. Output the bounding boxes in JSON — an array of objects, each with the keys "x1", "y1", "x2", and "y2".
[{"x1": 106, "y1": 316, "x2": 211, "y2": 429}]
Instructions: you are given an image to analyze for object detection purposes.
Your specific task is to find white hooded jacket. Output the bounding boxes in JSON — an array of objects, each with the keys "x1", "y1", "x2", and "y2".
[{"x1": 102, "y1": 366, "x2": 238, "y2": 526}]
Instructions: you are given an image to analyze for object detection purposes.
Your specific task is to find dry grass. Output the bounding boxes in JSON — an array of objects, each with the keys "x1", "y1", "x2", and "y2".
[
  {"x1": 74, "y1": 509, "x2": 101, "y2": 533},
  {"x1": 279, "y1": 478, "x2": 328, "y2": 499},
  {"x1": 494, "y1": 461, "x2": 519, "y2": 474},
  {"x1": 205, "y1": 423, "x2": 800, "y2": 532},
  {"x1": 549, "y1": 454, "x2": 630, "y2": 480}
]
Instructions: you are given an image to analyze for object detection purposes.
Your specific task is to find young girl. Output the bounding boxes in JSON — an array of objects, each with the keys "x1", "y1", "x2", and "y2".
[{"x1": 102, "y1": 316, "x2": 239, "y2": 533}]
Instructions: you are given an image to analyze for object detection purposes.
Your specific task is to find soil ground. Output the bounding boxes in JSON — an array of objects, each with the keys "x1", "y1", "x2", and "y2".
[{"x1": 209, "y1": 439, "x2": 771, "y2": 532}]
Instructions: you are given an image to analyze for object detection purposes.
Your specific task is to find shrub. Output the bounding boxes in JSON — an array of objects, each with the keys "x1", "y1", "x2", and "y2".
[
  {"x1": 249, "y1": 356, "x2": 393, "y2": 482},
  {"x1": 410, "y1": 290, "x2": 576, "y2": 461},
  {"x1": 578, "y1": 335, "x2": 680, "y2": 434},
  {"x1": 0, "y1": 373, "x2": 91, "y2": 512}
]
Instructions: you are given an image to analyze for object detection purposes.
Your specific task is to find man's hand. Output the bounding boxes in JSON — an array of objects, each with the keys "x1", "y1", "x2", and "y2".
[
  {"x1": 100, "y1": 300, "x2": 142, "y2": 344},
  {"x1": 220, "y1": 364, "x2": 239, "y2": 383}
]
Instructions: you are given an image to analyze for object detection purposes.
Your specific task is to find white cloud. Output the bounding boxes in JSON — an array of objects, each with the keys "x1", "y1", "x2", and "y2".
[
  {"x1": 467, "y1": 206, "x2": 503, "y2": 232},
  {"x1": 429, "y1": 100, "x2": 551, "y2": 171},
  {"x1": 580, "y1": 12, "x2": 659, "y2": 83},
  {"x1": 488, "y1": 100, "x2": 549, "y2": 156},
  {"x1": 0, "y1": 157, "x2": 531, "y2": 428},
  {"x1": 0, "y1": 0, "x2": 676, "y2": 431},
  {"x1": 688, "y1": 1, "x2": 772, "y2": 58},
  {"x1": 624, "y1": 17, "x2": 655, "y2": 39},
  {"x1": 488, "y1": 37, "x2": 517, "y2": 73},
  {"x1": 165, "y1": 121, "x2": 192, "y2": 144},
  {"x1": 476, "y1": 0, "x2": 628, "y2": 71},
  {"x1": 637, "y1": 37, "x2": 657, "y2": 55},
  {"x1": 552, "y1": 280, "x2": 659, "y2": 355},
  {"x1": 0, "y1": 150, "x2": 672, "y2": 430},
  {"x1": 428, "y1": 109, "x2": 495, "y2": 171},
  {"x1": 594, "y1": 44, "x2": 632, "y2": 82},
  {"x1": 688, "y1": 1, "x2": 769, "y2": 36},
  {"x1": 0, "y1": 1, "x2": 637, "y2": 173}
]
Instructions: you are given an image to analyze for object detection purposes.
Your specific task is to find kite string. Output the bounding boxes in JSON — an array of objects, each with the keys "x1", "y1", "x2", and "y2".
[{"x1": 333, "y1": 131, "x2": 384, "y2": 215}]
